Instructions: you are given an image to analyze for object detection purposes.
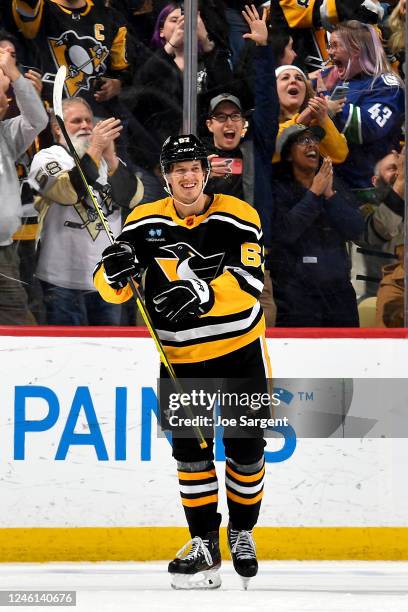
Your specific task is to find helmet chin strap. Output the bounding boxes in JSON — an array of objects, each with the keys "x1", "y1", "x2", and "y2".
[{"x1": 163, "y1": 170, "x2": 211, "y2": 209}]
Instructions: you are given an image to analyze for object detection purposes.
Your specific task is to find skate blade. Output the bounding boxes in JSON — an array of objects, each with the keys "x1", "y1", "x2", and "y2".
[
  {"x1": 170, "y1": 567, "x2": 221, "y2": 590},
  {"x1": 241, "y1": 576, "x2": 251, "y2": 590}
]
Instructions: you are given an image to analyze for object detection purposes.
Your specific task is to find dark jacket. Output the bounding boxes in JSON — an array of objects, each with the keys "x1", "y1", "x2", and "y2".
[
  {"x1": 269, "y1": 174, "x2": 364, "y2": 291},
  {"x1": 251, "y1": 44, "x2": 279, "y2": 247}
]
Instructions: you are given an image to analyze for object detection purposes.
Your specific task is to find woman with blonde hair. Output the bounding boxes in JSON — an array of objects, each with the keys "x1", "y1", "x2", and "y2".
[{"x1": 327, "y1": 20, "x2": 404, "y2": 192}]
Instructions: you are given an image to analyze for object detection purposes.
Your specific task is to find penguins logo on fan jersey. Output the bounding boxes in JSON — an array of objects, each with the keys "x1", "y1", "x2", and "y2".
[
  {"x1": 155, "y1": 243, "x2": 225, "y2": 282},
  {"x1": 64, "y1": 197, "x2": 114, "y2": 241},
  {"x1": 48, "y1": 29, "x2": 109, "y2": 97}
]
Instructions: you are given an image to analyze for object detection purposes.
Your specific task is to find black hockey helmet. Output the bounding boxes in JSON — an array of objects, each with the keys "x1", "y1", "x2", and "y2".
[{"x1": 160, "y1": 134, "x2": 210, "y2": 176}]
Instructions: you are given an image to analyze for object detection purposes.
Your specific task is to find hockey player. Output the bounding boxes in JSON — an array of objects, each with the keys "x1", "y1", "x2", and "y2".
[{"x1": 94, "y1": 134, "x2": 271, "y2": 589}]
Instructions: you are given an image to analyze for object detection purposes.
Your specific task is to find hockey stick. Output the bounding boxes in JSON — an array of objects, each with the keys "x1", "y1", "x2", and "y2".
[{"x1": 53, "y1": 66, "x2": 207, "y2": 450}]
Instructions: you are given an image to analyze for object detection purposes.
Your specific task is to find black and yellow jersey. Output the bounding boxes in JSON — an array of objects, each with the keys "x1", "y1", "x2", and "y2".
[
  {"x1": 94, "y1": 194, "x2": 266, "y2": 364},
  {"x1": 270, "y1": 0, "x2": 377, "y2": 30},
  {"x1": 270, "y1": 0, "x2": 322, "y2": 30},
  {"x1": 12, "y1": 0, "x2": 131, "y2": 104},
  {"x1": 269, "y1": 0, "x2": 329, "y2": 71}
]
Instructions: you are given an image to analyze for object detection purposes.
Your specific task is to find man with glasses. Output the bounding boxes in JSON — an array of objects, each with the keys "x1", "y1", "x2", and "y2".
[
  {"x1": 204, "y1": 89, "x2": 279, "y2": 327},
  {"x1": 205, "y1": 93, "x2": 249, "y2": 204}
]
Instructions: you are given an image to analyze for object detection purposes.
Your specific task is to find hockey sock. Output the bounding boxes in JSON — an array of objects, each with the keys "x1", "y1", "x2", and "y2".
[
  {"x1": 177, "y1": 460, "x2": 221, "y2": 538},
  {"x1": 225, "y1": 457, "x2": 265, "y2": 530}
]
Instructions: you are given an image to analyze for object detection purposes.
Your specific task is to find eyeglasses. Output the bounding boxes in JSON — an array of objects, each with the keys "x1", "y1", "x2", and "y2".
[
  {"x1": 294, "y1": 134, "x2": 320, "y2": 146},
  {"x1": 211, "y1": 112, "x2": 243, "y2": 123},
  {"x1": 327, "y1": 41, "x2": 345, "y2": 52}
]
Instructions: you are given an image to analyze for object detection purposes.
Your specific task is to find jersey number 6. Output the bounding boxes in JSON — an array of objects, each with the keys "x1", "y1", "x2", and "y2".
[{"x1": 241, "y1": 243, "x2": 262, "y2": 267}]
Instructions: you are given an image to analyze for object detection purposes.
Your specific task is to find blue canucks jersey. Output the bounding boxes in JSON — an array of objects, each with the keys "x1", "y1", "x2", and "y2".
[{"x1": 332, "y1": 73, "x2": 404, "y2": 189}]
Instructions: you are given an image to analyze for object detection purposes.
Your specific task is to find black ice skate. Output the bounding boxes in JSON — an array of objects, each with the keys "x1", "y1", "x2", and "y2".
[
  {"x1": 168, "y1": 531, "x2": 221, "y2": 589},
  {"x1": 227, "y1": 523, "x2": 258, "y2": 589}
]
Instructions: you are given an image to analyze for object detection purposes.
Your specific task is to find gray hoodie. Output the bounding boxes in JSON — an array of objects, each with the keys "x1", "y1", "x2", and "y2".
[{"x1": 0, "y1": 75, "x2": 48, "y2": 245}]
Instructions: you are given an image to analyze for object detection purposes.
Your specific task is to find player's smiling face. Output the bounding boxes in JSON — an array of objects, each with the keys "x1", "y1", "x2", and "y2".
[
  {"x1": 168, "y1": 160, "x2": 205, "y2": 205},
  {"x1": 206, "y1": 101, "x2": 244, "y2": 151}
]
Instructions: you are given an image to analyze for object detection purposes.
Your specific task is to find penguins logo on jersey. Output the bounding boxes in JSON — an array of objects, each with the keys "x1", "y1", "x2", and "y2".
[
  {"x1": 64, "y1": 197, "x2": 114, "y2": 241},
  {"x1": 48, "y1": 30, "x2": 109, "y2": 97},
  {"x1": 155, "y1": 243, "x2": 225, "y2": 282}
]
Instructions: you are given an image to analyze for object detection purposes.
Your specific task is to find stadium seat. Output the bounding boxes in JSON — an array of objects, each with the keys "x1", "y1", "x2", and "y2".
[{"x1": 358, "y1": 297, "x2": 378, "y2": 327}]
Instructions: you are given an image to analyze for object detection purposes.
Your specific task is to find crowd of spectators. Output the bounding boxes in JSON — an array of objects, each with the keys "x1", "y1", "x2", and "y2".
[{"x1": 0, "y1": 0, "x2": 405, "y2": 328}]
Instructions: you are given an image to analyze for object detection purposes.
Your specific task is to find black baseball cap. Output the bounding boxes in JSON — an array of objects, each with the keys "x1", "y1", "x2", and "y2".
[
  {"x1": 208, "y1": 93, "x2": 242, "y2": 116},
  {"x1": 276, "y1": 124, "x2": 326, "y2": 157}
]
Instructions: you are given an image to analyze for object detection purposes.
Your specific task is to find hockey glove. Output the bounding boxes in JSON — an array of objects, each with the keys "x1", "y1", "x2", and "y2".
[
  {"x1": 153, "y1": 279, "x2": 214, "y2": 323},
  {"x1": 102, "y1": 241, "x2": 141, "y2": 290}
]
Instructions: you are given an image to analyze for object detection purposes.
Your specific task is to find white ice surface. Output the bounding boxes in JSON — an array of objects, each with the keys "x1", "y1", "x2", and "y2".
[{"x1": 0, "y1": 561, "x2": 407, "y2": 611}]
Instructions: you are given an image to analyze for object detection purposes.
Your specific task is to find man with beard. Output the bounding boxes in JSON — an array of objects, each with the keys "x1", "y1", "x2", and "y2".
[
  {"x1": 350, "y1": 149, "x2": 405, "y2": 301},
  {"x1": 28, "y1": 97, "x2": 143, "y2": 325}
]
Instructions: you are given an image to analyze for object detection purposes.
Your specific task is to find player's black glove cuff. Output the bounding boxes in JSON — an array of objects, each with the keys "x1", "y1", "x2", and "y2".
[
  {"x1": 152, "y1": 279, "x2": 215, "y2": 323},
  {"x1": 102, "y1": 241, "x2": 141, "y2": 290}
]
